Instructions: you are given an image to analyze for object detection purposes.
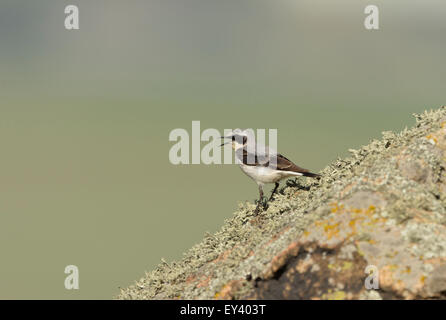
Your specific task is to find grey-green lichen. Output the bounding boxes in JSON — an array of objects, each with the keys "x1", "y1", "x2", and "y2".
[{"x1": 117, "y1": 106, "x2": 446, "y2": 300}]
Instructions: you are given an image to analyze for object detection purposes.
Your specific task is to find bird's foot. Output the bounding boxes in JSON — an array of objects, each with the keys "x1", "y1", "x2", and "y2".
[
  {"x1": 268, "y1": 183, "x2": 280, "y2": 202},
  {"x1": 286, "y1": 178, "x2": 299, "y2": 188},
  {"x1": 254, "y1": 199, "x2": 268, "y2": 215},
  {"x1": 254, "y1": 205, "x2": 262, "y2": 215}
]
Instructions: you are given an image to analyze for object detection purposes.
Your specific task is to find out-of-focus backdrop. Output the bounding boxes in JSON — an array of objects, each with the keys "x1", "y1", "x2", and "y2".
[{"x1": 0, "y1": 0, "x2": 445, "y2": 299}]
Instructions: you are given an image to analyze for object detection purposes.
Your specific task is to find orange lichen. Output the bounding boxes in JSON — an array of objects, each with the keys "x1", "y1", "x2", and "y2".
[
  {"x1": 330, "y1": 203, "x2": 344, "y2": 214},
  {"x1": 215, "y1": 280, "x2": 243, "y2": 300},
  {"x1": 426, "y1": 134, "x2": 438, "y2": 144},
  {"x1": 314, "y1": 219, "x2": 341, "y2": 240}
]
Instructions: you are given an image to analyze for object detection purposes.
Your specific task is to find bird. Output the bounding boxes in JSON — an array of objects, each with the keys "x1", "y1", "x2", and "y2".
[{"x1": 221, "y1": 129, "x2": 320, "y2": 214}]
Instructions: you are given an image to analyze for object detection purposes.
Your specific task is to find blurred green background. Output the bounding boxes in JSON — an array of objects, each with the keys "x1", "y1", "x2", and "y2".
[{"x1": 0, "y1": 0, "x2": 445, "y2": 299}]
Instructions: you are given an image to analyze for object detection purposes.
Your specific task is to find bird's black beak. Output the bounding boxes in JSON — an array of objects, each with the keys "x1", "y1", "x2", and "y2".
[{"x1": 220, "y1": 136, "x2": 231, "y2": 147}]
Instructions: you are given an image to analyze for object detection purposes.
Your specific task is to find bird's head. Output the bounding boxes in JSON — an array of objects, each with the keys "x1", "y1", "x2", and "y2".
[{"x1": 220, "y1": 128, "x2": 248, "y2": 150}]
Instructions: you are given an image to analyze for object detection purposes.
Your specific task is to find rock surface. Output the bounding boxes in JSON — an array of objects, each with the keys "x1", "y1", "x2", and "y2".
[{"x1": 118, "y1": 107, "x2": 446, "y2": 300}]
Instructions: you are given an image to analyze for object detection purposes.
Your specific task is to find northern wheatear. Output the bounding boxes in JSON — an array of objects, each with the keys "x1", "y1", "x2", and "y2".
[{"x1": 221, "y1": 129, "x2": 320, "y2": 213}]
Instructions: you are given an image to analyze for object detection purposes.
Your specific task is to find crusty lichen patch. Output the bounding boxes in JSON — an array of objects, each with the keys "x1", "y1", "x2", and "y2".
[{"x1": 117, "y1": 106, "x2": 446, "y2": 300}]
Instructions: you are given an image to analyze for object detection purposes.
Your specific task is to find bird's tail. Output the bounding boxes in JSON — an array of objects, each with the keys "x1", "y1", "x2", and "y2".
[{"x1": 302, "y1": 171, "x2": 321, "y2": 178}]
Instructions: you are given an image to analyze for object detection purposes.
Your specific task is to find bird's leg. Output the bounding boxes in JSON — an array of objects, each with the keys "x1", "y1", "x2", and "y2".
[
  {"x1": 254, "y1": 185, "x2": 264, "y2": 214},
  {"x1": 269, "y1": 182, "x2": 280, "y2": 202}
]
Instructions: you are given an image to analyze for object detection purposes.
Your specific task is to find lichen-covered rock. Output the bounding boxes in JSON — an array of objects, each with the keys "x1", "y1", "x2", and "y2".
[{"x1": 118, "y1": 106, "x2": 446, "y2": 300}]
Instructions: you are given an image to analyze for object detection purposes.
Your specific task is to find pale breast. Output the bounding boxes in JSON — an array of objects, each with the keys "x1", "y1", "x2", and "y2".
[{"x1": 239, "y1": 164, "x2": 284, "y2": 185}]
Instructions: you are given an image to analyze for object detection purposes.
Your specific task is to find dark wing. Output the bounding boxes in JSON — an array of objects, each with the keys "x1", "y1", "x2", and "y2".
[
  {"x1": 236, "y1": 149, "x2": 320, "y2": 178},
  {"x1": 274, "y1": 154, "x2": 320, "y2": 177},
  {"x1": 236, "y1": 149, "x2": 269, "y2": 166}
]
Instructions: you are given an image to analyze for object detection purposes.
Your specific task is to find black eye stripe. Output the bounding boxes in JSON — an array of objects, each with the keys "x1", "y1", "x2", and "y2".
[{"x1": 232, "y1": 134, "x2": 246, "y2": 142}]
